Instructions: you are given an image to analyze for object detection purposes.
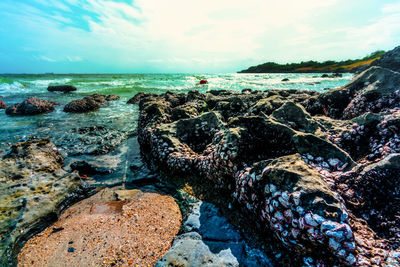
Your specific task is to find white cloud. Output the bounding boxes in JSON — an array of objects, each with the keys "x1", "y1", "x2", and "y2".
[
  {"x1": 35, "y1": 55, "x2": 57, "y2": 62},
  {"x1": 2, "y1": 0, "x2": 400, "y2": 73},
  {"x1": 382, "y1": 2, "x2": 400, "y2": 13},
  {"x1": 66, "y1": 56, "x2": 83, "y2": 62}
]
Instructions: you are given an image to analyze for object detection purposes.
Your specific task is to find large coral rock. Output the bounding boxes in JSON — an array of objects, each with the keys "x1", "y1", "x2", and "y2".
[
  {"x1": 5, "y1": 97, "x2": 57, "y2": 116},
  {"x1": 64, "y1": 94, "x2": 120, "y2": 113},
  {"x1": 0, "y1": 139, "x2": 88, "y2": 265}
]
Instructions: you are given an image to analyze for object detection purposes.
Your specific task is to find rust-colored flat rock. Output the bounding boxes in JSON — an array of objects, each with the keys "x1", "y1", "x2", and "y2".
[{"x1": 17, "y1": 188, "x2": 182, "y2": 267}]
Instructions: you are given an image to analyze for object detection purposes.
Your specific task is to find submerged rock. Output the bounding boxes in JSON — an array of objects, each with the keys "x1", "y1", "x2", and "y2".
[
  {"x1": 47, "y1": 85, "x2": 77, "y2": 92},
  {"x1": 0, "y1": 139, "x2": 89, "y2": 265},
  {"x1": 5, "y1": 97, "x2": 57, "y2": 116},
  {"x1": 64, "y1": 94, "x2": 120, "y2": 113},
  {"x1": 17, "y1": 187, "x2": 181, "y2": 266}
]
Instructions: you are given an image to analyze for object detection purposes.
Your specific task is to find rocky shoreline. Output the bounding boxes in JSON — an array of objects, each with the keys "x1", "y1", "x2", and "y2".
[
  {"x1": 134, "y1": 51, "x2": 400, "y2": 266},
  {"x1": 0, "y1": 46, "x2": 399, "y2": 266}
]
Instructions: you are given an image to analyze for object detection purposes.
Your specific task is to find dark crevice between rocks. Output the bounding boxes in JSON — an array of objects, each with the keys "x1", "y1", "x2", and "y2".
[
  {"x1": 176, "y1": 112, "x2": 222, "y2": 154},
  {"x1": 229, "y1": 117, "x2": 297, "y2": 167}
]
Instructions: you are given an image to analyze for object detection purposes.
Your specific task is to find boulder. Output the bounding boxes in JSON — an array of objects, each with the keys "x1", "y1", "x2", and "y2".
[
  {"x1": 64, "y1": 94, "x2": 118, "y2": 113},
  {"x1": 47, "y1": 85, "x2": 77, "y2": 92},
  {"x1": 318, "y1": 67, "x2": 400, "y2": 119},
  {"x1": 321, "y1": 73, "x2": 342, "y2": 78},
  {"x1": 0, "y1": 139, "x2": 89, "y2": 265},
  {"x1": 371, "y1": 46, "x2": 400, "y2": 73},
  {"x1": 5, "y1": 97, "x2": 57, "y2": 116}
]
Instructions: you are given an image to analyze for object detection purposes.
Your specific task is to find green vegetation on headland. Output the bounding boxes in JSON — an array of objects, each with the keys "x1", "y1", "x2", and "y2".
[{"x1": 238, "y1": 50, "x2": 386, "y2": 73}]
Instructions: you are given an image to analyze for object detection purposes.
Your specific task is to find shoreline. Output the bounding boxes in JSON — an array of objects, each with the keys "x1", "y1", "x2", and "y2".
[{"x1": 0, "y1": 46, "x2": 399, "y2": 266}]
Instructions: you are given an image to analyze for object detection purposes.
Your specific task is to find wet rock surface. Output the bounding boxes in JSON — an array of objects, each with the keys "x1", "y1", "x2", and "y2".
[
  {"x1": 47, "y1": 85, "x2": 77, "y2": 93},
  {"x1": 157, "y1": 192, "x2": 272, "y2": 267},
  {"x1": 0, "y1": 139, "x2": 90, "y2": 266},
  {"x1": 136, "y1": 61, "x2": 400, "y2": 265},
  {"x1": 64, "y1": 94, "x2": 120, "y2": 113},
  {"x1": 5, "y1": 97, "x2": 58, "y2": 116},
  {"x1": 17, "y1": 187, "x2": 182, "y2": 267}
]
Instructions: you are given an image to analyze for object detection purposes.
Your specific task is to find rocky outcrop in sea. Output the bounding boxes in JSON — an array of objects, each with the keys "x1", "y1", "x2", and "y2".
[
  {"x1": 5, "y1": 97, "x2": 58, "y2": 116},
  {"x1": 64, "y1": 94, "x2": 120, "y2": 113},
  {"x1": 47, "y1": 85, "x2": 77, "y2": 93},
  {"x1": 134, "y1": 53, "x2": 400, "y2": 266}
]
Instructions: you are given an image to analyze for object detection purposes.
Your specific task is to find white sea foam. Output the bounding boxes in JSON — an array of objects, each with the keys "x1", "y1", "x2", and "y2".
[
  {"x1": 28, "y1": 78, "x2": 72, "y2": 87},
  {"x1": 0, "y1": 81, "x2": 25, "y2": 95}
]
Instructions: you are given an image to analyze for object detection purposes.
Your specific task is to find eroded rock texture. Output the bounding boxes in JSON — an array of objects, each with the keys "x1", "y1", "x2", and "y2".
[
  {"x1": 135, "y1": 63, "x2": 400, "y2": 266},
  {"x1": 0, "y1": 139, "x2": 89, "y2": 265}
]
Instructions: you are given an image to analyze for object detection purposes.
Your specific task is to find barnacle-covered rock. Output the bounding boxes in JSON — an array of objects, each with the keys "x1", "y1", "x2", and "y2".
[
  {"x1": 317, "y1": 66, "x2": 400, "y2": 119},
  {"x1": 135, "y1": 77, "x2": 399, "y2": 265},
  {"x1": 234, "y1": 154, "x2": 355, "y2": 258}
]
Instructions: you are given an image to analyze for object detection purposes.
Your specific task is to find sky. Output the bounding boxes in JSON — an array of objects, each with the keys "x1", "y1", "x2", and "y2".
[{"x1": 0, "y1": 0, "x2": 400, "y2": 73}]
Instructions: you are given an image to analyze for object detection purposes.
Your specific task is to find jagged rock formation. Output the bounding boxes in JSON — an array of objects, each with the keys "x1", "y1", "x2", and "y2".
[
  {"x1": 0, "y1": 139, "x2": 90, "y2": 265},
  {"x1": 135, "y1": 54, "x2": 400, "y2": 265}
]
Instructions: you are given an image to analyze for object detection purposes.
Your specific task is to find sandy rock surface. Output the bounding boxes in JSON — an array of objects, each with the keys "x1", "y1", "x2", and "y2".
[
  {"x1": 17, "y1": 187, "x2": 182, "y2": 267},
  {"x1": 0, "y1": 139, "x2": 86, "y2": 265}
]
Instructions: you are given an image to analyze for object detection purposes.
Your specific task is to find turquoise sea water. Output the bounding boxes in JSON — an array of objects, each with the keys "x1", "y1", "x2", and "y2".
[
  {"x1": 0, "y1": 73, "x2": 353, "y2": 186},
  {"x1": 0, "y1": 73, "x2": 353, "y2": 150}
]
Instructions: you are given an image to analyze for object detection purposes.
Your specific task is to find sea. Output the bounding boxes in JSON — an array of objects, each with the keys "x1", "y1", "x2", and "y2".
[{"x1": 0, "y1": 73, "x2": 353, "y2": 185}]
